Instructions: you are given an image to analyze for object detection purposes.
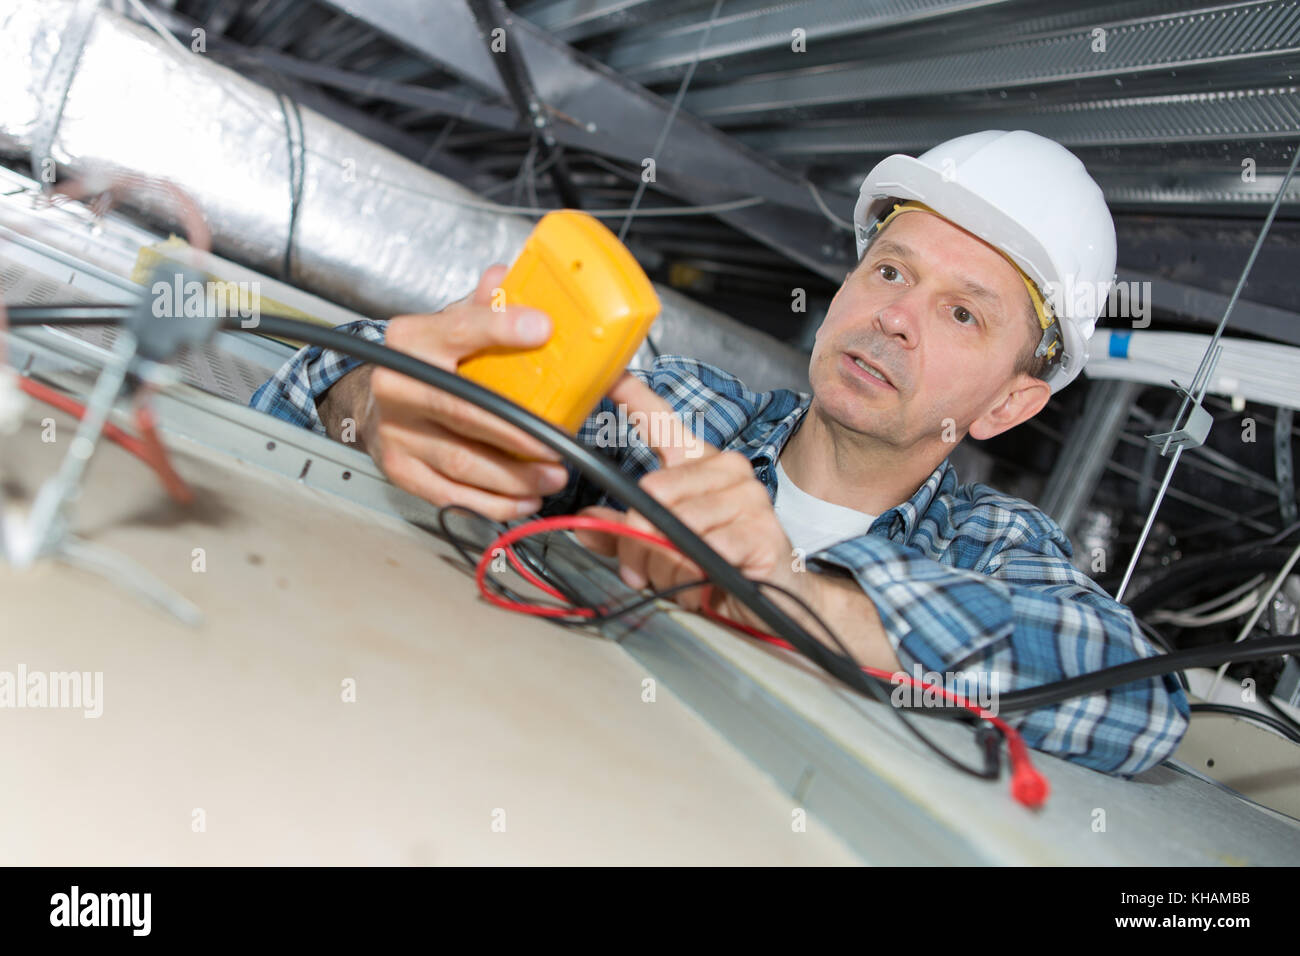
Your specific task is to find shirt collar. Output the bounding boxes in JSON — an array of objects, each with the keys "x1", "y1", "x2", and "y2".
[
  {"x1": 745, "y1": 394, "x2": 811, "y2": 471},
  {"x1": 744, "y1": 398, "x2": 956, "y2": 541}
]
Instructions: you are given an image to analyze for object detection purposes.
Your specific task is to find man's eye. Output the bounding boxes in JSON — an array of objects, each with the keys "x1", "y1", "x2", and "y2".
[
  {"x1": 952, "y1": 306, "x2": 978, "y2": 325},
  {"x1": 877, "y1": 264, "x2": 902, "y2": 282}
]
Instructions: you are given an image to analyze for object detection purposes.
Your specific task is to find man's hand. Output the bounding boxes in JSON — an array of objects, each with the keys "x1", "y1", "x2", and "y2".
[
  {"x1": 319, "y1": 265, "x2": 572, "y2": 522},
  {"x1": 573, "y1": 375, "x2": 810, "y2": 630}
]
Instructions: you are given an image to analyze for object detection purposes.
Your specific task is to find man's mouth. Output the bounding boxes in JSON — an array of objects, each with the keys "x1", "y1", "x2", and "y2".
[{"x1": 844, "y1": 352, "x2": 896, "y2": 390}]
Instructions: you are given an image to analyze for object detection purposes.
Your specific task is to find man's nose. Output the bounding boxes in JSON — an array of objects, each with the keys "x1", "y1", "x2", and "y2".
[{"x1": 876, "y1": 299, "x2": 918, "y2": 346}]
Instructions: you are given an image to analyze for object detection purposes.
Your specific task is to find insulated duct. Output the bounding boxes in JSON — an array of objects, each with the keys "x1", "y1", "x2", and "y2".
[{"x1": 0, "y1": 0, "x2": 810, "y2": 392}]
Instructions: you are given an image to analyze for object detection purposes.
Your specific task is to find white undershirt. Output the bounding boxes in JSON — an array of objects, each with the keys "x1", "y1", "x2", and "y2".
[{"x1": 773, "y1": 457, "x2": 877, "y2": 555}]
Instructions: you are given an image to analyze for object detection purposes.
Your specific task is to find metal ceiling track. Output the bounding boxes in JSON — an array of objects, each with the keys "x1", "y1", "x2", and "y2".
[{"x1": 685, "y1": 1, "x2": 1300, "y2": 122}]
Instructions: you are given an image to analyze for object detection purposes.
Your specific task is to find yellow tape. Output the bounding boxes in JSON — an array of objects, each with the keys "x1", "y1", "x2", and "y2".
[
  {"x1": 871, "y1": 201, "x2": 1058, "y2": 359},
  {"x1": 131, "y1": 237, "x2": 328, "y2": 346}
]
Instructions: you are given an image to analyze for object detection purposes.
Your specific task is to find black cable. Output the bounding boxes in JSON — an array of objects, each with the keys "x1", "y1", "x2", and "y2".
[
  {"x1": 1121, "y1": 546, "x2": 1298, "y2": 620},
  {"x1": 1264, "y1": 697, "x2": 1300, "y2": 737},
  {"x1": 1136, "y1": 618, "x2": 1188, "y2": 691},
  {"x1": 1264, "y1": 519, "x2": 1300, "y2": 547},
  {"x1": 1136, "y1": 617, "x2": 1175, "y2": 654},
  {"x1": 749, "y1": 577, "x2": 1001, "y2": 778},
  {"x1": 993, "y1": 635, "x2": 1300, "y2": 714},
  {"x1": 11, "y1": 309, "x2": 1300, "y2": 717},
  {"x1": 434, "y1": 504, "x2": 597, "y2": 625},
  {"x1": 1189, "y1": 703, "x2": 1300, "y2": 746},
  {"x1": 435, "y1": 509, "x2": 1001, "y2": 779}
]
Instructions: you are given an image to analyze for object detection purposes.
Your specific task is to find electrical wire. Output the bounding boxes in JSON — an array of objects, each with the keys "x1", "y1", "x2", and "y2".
[
  {"x1": 1264, "y1": 520, "x2": 1300, "y2": 547},
  {"x1": 1134, "y1": 619, "x2": 1188, "y2": 691},
  {"x1": 1264, "y1": 698, "x2": 1300, "y2": 738},
  {"x1": 469, "y1": 513, "x2": 1023, "y2": 793},
  {"x1": 1148, "y1": 579, "x2": 1266, "y2": 628},
  {"x1": 617, "y1": 0, "x2": 727, "y2": 243},
  {"x1": 1207, "y1": 536, "x2": 1300, "y2": 699},
  {"x1": 1115, "y1": 139, "x2": 1300, "y2": 603},
  {"x1": 805, "y1": 180, "x2": 856, "y2": 232},
  {"x1": 15, "y1": 375, "x2": 192, "y2": 503},
  {"x1": 1189, "y1": 702, "x2": 1300, "y2": 746},
  {"x1": 1121, "y1": 545, "x2": 1298, "y2": 622},
  {"x1": 422, "y1": 503, "x2": 1007, "y2": 786},
  {"x1": 11, "y1": 307, "x2": 1300, "y2": 714}
]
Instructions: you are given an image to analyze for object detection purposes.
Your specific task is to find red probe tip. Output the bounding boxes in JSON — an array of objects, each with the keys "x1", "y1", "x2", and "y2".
[{"x1": 1011, "y1": 763, "x2": 1050, "y2": 809}]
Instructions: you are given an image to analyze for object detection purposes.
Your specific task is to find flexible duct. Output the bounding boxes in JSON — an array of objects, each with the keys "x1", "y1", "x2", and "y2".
[{"x1": 0, "y1": 0, "x2": 810, "y2": 392}]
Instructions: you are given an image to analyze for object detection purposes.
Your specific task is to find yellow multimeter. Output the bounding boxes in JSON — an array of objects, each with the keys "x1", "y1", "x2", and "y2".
[{"x1": 458, "y1": 210, "x2": 661, "y2": 436}]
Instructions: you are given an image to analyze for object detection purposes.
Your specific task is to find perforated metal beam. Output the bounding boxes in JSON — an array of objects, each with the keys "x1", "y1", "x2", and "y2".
[{"x1": 685, "y1": 1, "x2": 1300, "y2": 123}]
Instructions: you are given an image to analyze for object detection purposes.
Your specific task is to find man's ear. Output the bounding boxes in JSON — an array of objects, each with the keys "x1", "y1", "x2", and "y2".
[{"x1": 968, "y1": 374, "x2": 1052, "y2": 441}]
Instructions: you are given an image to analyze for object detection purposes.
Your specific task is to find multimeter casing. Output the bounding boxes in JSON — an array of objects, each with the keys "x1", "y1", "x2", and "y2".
[{"x1": 458, "y1": 210, "x2": 661, "y2": 435}]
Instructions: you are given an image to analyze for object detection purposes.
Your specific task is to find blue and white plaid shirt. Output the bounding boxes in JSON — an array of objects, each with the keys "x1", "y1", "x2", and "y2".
[{"x1": 251, "y1": 319, "x2": 1189, "y2": 776}]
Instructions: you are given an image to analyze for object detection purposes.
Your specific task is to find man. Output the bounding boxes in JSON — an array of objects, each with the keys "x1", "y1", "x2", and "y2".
[{"x1": 251, "y1": 130, "x2": 1188, "y2": 776}]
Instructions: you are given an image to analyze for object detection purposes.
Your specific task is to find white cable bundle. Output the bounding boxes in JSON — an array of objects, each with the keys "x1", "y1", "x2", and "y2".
[{"x1": 1087, "y1": 329, "x2": 1300, "y2": 411}]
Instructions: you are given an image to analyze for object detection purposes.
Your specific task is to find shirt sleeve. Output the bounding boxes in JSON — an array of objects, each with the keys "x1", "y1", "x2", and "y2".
[
  {"x1": 811, "y1": 530, "x2": 1190, "y2": 777},
  {"x1": 248, "y1": 319, "x2": 389, "y2": 433}
]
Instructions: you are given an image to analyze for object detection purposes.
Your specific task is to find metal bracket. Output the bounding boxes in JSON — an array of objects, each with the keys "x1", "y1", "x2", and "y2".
[
  {"x1": 1, "y1": 270, "x2": 219, "y2": 624},
  {"x1": 1145, "y1": 381, "x2": 1215, "y2": 454},
  {"x1": 29, "y1": 0, "x2": 100, "y2": 187}
]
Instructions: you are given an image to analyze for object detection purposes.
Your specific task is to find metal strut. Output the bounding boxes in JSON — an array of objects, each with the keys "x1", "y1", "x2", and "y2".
[{"x1": 465, "y1": 0, "x2": 582, "y2": 210}]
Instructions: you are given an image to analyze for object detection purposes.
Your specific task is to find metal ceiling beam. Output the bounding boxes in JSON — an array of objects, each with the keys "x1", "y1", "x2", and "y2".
[
  {"x1": 317, "y1": 0, "x2": 857, "y2": 279},
  {"x1": 466, "y1": 0, "x2": 583, "y2": 208},
  {"x1": 1096, "y1": 169, "x2": 1300, "y2": 209},
  {"x1": 599, "y1": 0, "x2": 1015, "y2": 82},
  {"x1": 737, "y1": 86, "x2": 1300, "y2": 157},
  {"x1": 516, "y1": 0, "x2": 711, "y2": 44},
  {"x1": 233, "y1": 48, "x2": 521, "y2": 129},
  {"x1": 684, "y1": 0, "x2": 1300, "y2": 124},
  {"x1": 1119, "y1": 268, "x2": 1300, "y2": 348}
]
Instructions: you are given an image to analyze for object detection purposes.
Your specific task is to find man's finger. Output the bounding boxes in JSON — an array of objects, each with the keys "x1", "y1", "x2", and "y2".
[
  {"x1": 606, "y1": 372, "x2": 715, "y2": 468},
  {"x1": 638, "y1": 450, "x2": 758, "y2": 509},
  {"x1": 371, "y1": 363, "x2": 562, "y2": 462},
  {"x1": 469, "y1": 264, "x2": 509, "y2": 307},
  {"x1": 375, "y1": 419, "x2": 569, "y2": 498}
]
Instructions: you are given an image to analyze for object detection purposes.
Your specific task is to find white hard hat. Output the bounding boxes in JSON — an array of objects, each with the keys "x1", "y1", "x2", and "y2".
[{"x1": 854, "y1": 130, "x2": 1117, "y2": 393}]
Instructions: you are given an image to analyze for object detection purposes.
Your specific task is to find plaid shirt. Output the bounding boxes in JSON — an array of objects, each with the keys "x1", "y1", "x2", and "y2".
[{"x1": 251, "y1": 319, "x2": 1189, "y2": 776}]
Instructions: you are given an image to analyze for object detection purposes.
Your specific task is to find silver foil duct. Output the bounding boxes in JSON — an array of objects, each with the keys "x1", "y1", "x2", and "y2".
[{"x1": 0, "y1": 0, "x2": 810, "y2": 392}]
